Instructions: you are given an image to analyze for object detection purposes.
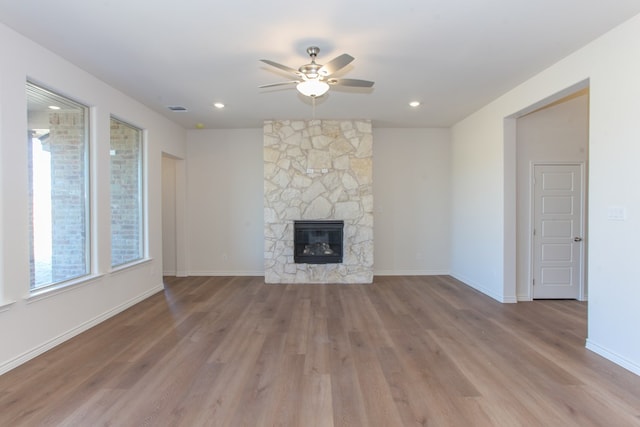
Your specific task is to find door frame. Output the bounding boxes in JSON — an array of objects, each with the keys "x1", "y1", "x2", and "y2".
[
  {"x1": 528, "y1": 161, "x2": 587, "y2": 301},
  {"x1": 161, "y1": 152, "x2": 187, "y2": 277}
]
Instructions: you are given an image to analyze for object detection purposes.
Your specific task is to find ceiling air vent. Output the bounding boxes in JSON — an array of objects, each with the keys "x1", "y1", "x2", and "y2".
[{"x1": 167, "y1": 106, "x2": 187, "y2": 112}]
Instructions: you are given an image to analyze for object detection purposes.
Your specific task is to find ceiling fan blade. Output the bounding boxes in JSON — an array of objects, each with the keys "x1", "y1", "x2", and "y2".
[
  {"x1": 318, "y1": 54, "x2": 354, "y2": 76},
  {"x1": 259, "y1": 81, "x2": 299, "y2": 88},
  {"x1": 260, "y1": 59, "x2": 301, "y2": 76},
  {"x1": 327, "y1": 78, "x2": 375, "y2": 88}
]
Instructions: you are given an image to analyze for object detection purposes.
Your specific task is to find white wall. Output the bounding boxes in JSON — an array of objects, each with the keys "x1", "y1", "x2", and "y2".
[
  {"x1": 185, "y1": 127, "x2": 452, "y2": 277},
  {"x1": 516, "y1": 93, "x2": 589, "y2": 300},
  {"x1": 450, "y1": 14, "x2": 640, "y2": 374},
  {"x1": 0, "y1": 23, "x2": 186, "y2": 374},
  {"x1": 186, "y1": 129, "x2": 265, "y2": 275},
  {"x1": 450, "y1": 110, "x2": 507, "y2": 301},
  {"x1": 373, "y1": 128, "x2": 451, "y2": 275}
]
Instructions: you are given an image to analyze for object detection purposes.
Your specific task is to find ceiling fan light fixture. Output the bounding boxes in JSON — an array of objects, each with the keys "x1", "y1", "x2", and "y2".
[
  {"x1": 296, "y1": 79, "x2": 330, "y2": 97},
  {"x1": 260, "y1": 47, "x2": 373, "y2": 98}
]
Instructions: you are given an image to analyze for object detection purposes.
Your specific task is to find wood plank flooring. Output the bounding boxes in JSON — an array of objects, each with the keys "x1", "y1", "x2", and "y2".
[{"x1": 1, "y1": 275, "x2": 639, "y2": 426}]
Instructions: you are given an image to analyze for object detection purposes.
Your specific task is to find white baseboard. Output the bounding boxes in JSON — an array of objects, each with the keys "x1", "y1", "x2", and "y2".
[
  {"x1": 189, "y1": 270, "x2": 453, "y2": 278},
  {"x1": 373, "y1": 270, "x2": 450, "y2": 276},
  {"x1": 450, "y1": 272, "x2": 517, "y2": 303},
  {"x1": 0, "y1": 284, "x2": 164, "y2": 376},
  {"x1": 187, "y1": 270, "x2": 265, "y2": 276},
  {"x1": 586, "y1": 339, "x2": 640, "y2": 377}
]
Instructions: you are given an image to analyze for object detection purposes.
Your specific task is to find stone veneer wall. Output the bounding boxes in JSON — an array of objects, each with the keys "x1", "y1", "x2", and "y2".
[{"x1": 264, "y1": 119, "x2": 373, "y2": 284}]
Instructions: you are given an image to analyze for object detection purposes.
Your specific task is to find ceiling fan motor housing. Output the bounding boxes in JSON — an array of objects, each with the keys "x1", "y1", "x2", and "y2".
[
  {"x1": 299, "y1": 47, "x2": 322, "y2": 79},
  {"x1": 299, "y1": 63, "x2": 321, "y2": 79}
]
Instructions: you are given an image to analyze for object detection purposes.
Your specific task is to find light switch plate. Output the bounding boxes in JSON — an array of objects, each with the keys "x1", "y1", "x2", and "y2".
[{"x1": 607, "y1": 206, "x2": 626, "y2": 221}]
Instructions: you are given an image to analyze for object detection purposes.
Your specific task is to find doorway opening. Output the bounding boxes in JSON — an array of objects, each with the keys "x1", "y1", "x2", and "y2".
[
  {"x1": 513, "y1": 84, "x2": 589, "y2": 301},
  {"x1": 161, "y1": 154, "x2": 185, "y2": 278}
]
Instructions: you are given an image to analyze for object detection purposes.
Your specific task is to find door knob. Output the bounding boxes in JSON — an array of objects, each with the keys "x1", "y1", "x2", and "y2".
[{"x1": 573, "y1": 237, "x2": 583, "y2": 242}]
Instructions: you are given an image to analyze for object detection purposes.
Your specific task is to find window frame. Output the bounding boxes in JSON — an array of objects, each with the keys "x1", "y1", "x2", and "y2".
[
  {"x1": 26, "y1": 81, "x2": 92, "y2": 292},
  {"x1": 109, "y1": 115, "x2": 146, "y2": 268}
]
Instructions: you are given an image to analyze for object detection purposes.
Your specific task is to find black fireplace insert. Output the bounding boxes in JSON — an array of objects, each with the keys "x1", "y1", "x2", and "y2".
[{"x1": 294, "y1": 220, "x2": 344, "y2": 264}]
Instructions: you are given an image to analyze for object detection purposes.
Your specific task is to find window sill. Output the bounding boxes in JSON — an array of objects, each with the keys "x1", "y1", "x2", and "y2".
[
  {"x1": 0, "y1": 300, "x2": 16, "y2": 313},
  {"x1": 24, "y1": 258, "x2": 154, "y2": 304},
  {"x1": 110, "y1": 257, "x2": 153, "y2": 275},
  {"x1": 25, "y1": 274, "x2": 105, "y2": 304}
]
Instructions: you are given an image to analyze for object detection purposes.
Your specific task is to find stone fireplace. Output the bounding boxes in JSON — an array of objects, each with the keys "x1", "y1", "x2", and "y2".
[{"x1": 263, "y1": 119, "x2": 373, "y2": 284}]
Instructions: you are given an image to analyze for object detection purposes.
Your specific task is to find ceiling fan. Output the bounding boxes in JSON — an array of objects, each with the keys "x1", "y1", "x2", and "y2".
[{"x1": 259, "y1": 46, "x2": 374, "y2": 98}]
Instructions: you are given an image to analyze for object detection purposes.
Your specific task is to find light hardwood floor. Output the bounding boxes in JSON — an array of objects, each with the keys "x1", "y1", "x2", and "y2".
[{"x1": 1, "y1": 275, "x2": 639, "y2": 426}]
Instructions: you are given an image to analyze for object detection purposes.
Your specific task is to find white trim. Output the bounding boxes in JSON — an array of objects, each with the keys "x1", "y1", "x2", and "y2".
[
  {"x1": 26, "y1": 259, "x2": 154, "y2": 303},
  {"x1": 503, "y1": 117, "x2": 518, "y2": 304},
  {"x1": 373, "y1": 269, "x2": 450, "y2": 276},
  {"x1": 529, "y1": 161, "x2": 587, "y2": 300},
  {"x1": 110, "y1": 257, "x2": 152, "y2": 275},
  {"x1": 0, "y1": 284, "x2": 163, "y2": 376},
  {"x1": 451, "y1": 272, "x2": 517, "y2": 303},
  {"x1": 586, "y1": 339, "x2": 640, "y2": 377},
  {"x1": 501, "y1": 295, "x2": 518, "y2": 303},
  {"x1": 187, "y1": 270, "x2": 453, "y2": 277},
  {"x1": 0, "y1": 300, "x2": 16, "y2": 313},
  {"x1": 25, "y1": 273, "x2": 105, "y2": 303},
  {"x1": 187, "y1": 270, "x2": 265, "y2": 276}
]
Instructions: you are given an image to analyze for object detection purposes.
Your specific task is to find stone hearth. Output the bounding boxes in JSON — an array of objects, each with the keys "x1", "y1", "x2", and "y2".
[{"x1": 263, "y1": 119, "x2": 373, "y2": 283}]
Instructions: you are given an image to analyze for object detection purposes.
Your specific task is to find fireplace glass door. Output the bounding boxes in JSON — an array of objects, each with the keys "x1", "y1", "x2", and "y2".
[{"x1": 294, "y1": 220, "x2": 344, "y2": 264}]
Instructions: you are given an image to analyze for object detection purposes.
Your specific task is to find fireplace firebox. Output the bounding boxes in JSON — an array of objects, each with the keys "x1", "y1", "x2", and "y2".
[{"x1": 294, "y1": 220, "x2": 344, "y2": 264}]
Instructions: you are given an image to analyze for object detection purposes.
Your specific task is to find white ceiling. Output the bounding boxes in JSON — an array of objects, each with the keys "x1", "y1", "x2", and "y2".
[{"x1": 2, "y1": 1, "x2": 640, "y2": 129}]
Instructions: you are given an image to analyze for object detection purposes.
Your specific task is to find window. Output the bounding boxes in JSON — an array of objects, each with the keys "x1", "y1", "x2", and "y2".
[
  {"x1": 27, "y1": 82, "x2": 90, "y2": 290},
  {"x1": 110, "y1": 117, "x2": 144, "y2": 267}
]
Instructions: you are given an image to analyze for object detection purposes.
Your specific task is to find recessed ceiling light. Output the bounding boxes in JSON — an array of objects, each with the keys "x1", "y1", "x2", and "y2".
[
  {"x1": 48, "y1": 105, "x2": 61, "y2": 110},
  {"x1": 409, "y1": 101, "x2": 421, "y2": 107},
  {"x1": 213, "y1": 102, "x2": 225, "y2": 109},
  {"x1": 167, "y1": 106, "x2": 188, "y2": 112}
]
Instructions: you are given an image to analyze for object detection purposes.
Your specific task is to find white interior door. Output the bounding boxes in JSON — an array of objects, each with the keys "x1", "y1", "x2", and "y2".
[{"x1": 532, "y1": 164, "x2": 584, "y2": 299}]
